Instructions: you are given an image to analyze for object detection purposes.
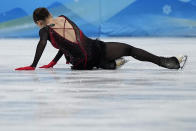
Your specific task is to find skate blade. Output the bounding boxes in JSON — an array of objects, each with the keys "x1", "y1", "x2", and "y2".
[{"x1": 180, "y1": 55, "x2": 188, "y2": 70}]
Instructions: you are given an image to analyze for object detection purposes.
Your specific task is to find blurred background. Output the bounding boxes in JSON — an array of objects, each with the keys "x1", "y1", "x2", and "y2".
[{"x1": 0, "y1": 0, "x2": 196, "y2": 38}]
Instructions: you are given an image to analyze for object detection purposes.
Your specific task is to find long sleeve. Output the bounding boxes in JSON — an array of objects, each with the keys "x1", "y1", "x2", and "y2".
[
  {"x1": 53, "y1": 50, "x2": 63, "y2": 62},
  {"x1": 53, "y1": 50, "x2": 71, "y2": 64},
  {"x1": 31, "y1": 28, "x2": 49, "y2": 67}
]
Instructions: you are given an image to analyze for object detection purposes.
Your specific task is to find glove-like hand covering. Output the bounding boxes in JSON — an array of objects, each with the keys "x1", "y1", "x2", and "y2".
[
  {"x1": 15, "y1": 66, "x2": 35, "y2": 71},
  {"x1": 39, "y1": 60, "x2": 57, "y2": 68}
]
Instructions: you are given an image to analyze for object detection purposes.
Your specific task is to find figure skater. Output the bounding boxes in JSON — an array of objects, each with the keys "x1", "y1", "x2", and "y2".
[{"x1": 15, "y1": 8, "x2": 187, "y2": 71}]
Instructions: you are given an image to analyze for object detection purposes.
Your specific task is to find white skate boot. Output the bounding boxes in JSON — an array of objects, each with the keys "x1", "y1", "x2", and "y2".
[
  {"x1": 115, "y1": 58, "x2": 129, "y2": 68},
  {"x1": 176, "y1": 55, "x2": 188, "y2": 69}
]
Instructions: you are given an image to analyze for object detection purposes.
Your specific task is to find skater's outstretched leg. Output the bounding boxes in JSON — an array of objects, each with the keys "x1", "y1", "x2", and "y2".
[{"x1": 103, "y1": 42, "x2": 180, "y2": 69}]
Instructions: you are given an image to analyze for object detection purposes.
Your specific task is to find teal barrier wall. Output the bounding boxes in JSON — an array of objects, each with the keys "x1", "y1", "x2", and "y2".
[{"x1": 0, "y1": 0, "x2": 196, "y2": 38}]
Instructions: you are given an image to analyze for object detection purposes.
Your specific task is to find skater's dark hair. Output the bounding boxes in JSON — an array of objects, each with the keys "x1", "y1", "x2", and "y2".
[{"x1": 33, "y1": 7, "x2": 50, "y2": 23}]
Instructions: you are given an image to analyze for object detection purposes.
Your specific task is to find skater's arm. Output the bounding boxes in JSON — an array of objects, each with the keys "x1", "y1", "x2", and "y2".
[
  {"x1": 30, "y1": 28, "x2": 48, "y2": 68},
  {"x1": 15, "y1": 28, "x2": 48, "y2": 70},
  {"x1": 53, "y1": 50, "x2": 63, "y2": 63},
  {"x1": 50, "y1": 50, "x2": 72, "y2": 65},
  {"x1": 39, "y1": 50, "x2": 63, "y2": 68}
]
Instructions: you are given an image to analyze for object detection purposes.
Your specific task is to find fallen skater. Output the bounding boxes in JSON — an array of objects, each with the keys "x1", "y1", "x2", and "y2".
[{"x1": 15, "y1": 8, "x2": 187, "y2": 71}]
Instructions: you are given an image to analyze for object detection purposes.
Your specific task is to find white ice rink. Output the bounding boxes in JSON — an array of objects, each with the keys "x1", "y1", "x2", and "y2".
[{"x1": 0, "y1": 38, "x2": 196, "y2": 131}]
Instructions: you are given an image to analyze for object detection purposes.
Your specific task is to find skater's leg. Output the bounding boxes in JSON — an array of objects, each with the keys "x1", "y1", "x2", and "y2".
[
  {"x1": 104, "y1": 42, "x2": 180, "y2": 69},
  {"x1": 104, "y1": 42, "x2": 160, "y2": 63}
]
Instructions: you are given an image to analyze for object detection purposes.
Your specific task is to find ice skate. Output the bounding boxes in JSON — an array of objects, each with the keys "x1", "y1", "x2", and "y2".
[
  {"x1": 176, "y1": 55, "x2": 188, "y2": 69},
  {"x1": 115, "y1": 58, "x2": 129, "y2": 68}
]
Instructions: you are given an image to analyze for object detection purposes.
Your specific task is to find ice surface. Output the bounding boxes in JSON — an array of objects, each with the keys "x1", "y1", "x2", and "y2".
[{"x1": 0, "y1": 38, "x2": 196, "y2": 131}]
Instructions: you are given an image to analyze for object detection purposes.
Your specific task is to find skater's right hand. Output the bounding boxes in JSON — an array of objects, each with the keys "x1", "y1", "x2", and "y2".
[
  {"x1": 39, "y1": 60, "x2": 57, "y2": 68},
  {"x1": 15, "y1": 66, "x2": 35, "y2": 71}
]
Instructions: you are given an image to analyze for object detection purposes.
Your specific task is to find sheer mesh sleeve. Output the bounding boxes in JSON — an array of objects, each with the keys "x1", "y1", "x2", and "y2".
[
  {"x1": 31, "y1": 28, "x2": 49, "y2": 67},
  {"x1": 53, "y1": 50, "x2": 63, "y2": 62}
]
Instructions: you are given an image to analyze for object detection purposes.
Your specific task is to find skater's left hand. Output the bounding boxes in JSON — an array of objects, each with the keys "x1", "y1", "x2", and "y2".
[
  {"x1": 39, "y1": 60, "x2": 57, "y2": 68},
  {"x1": 15, "y1": 66, "x2": 35, "y2": 71}
]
